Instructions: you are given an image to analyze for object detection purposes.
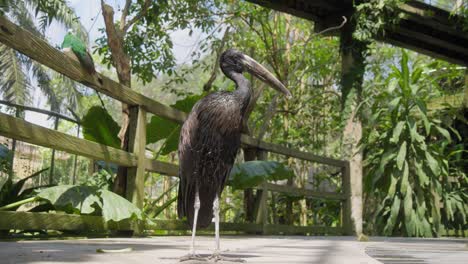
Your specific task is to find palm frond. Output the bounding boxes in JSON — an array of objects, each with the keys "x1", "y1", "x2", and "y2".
[
  {"x1": 29, "y1": 0, "x2": 88, "y2": 42},
  {"x1": 0, "y1": 44, "x2": 31, "y2": 105}
]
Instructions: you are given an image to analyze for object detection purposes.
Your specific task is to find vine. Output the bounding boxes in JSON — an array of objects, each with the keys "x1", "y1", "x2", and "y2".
[{"x1": 353, "y1": 0, "x2": 407, "y2": 42}]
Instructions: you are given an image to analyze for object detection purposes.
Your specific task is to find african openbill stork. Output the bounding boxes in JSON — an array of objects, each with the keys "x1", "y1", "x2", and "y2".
[{"x1": 177, "y1": 49, "x2": 291, "y2": 262}]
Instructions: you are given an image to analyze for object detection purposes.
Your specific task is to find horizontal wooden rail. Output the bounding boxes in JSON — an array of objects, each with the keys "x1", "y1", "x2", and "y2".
[
  {"x1": 0, "y1": 15, "x2": 346, "y2": 168},
  {"x1": 146, "y1": 159, "x2": 179, "y2": 176},
  {"x1": 0, "y1": 112, "x2": 137, "y2": 167},
  {"x1": 0, "y1": 211, "x2": 133, "y2": 231},
  {"x1": 260, "y1": 183, "x2": 346, "y2": 200},
  {"x1": 241, "y1": 135, "x2": 347, "y2": 167}
]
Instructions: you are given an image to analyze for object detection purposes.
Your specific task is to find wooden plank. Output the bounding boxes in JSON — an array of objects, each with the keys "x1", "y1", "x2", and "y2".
[
  {"x1": 0, "y1": 112, "x2": 137, "y2": 167},
  {"x1": 341, "y1": 162, "x2": 352, "y2": 235},
  {"x1": 0, "y1": 16, "x2": 346, "y2": 168},
  {"x1": 126, "y1": 107, "x2": 147, "y2": 211},
  {"x1": 394, "y1": 25, "x2": 468, "y2": 58},
  {"x1": 241, "y1": 135, "x2": 347, "y2": 167},
  {"x1": 0, "y1": 211, "x2": 132, "y2": 231},
  {"x1": 0, "y1": 16, "x2": 187, "y2": 124},
  {"x1": 385, "y1": 33, "x2": 468, "y2": 67},
  {"x1": 145, "y1": 159, "x2": 179, "y2": 176},
  {"x1": 260, "y1": 182, "x2": 346, "y2": 200}
]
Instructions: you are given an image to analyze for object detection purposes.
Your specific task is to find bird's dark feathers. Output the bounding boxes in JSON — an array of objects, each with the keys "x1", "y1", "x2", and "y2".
[{"x1": 177, "y1": 92, "x2": 244, "y2": 228}]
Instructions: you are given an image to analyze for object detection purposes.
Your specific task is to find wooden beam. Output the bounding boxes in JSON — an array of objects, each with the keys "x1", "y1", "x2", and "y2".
[
  {"x1": 394, "y1": 24, "x2": 468, "y2": 58},
  {"x1": 260, "y1": 182, "x2": 346, "y2": 200},
  {"x1": 385, "y1": 33, "x2": 468, "y2": 66},
  {"x1": 0, "y1": 112, "x2": 137, "y2": 167},
  {"x1": 241, "y1": 135, "x2": 347, "y2": 167},
  {"x1": 145, "y1": 159, "x2": 179, "y2": 176},
  {"x1": 0, "y1": 211, "x2": 132, "y2": 231}
]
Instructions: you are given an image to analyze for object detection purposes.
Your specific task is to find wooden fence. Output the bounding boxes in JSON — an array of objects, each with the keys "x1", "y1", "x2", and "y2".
[{"x1": 0, "y1": 16, "x2": 354, "y2": 236}]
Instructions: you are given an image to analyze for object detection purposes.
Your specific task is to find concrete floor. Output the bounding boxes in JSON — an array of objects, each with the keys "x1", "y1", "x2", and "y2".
[{"x1": 0, "y1": 236, "x2": 466, "y2": 264}]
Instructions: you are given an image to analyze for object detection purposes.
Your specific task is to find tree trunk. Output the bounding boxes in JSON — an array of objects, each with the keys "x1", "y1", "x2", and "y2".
[
  {"x1": 339, "y1": 18, "x2": 366, "y2": 236},
  {"x1": 101, "y1": 2, "x2": 133, "y2": 197}
]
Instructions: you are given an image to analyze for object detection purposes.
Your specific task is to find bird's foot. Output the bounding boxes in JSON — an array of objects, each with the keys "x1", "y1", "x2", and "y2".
[
  {"x1": 208, "y1": 252, "x2": 245, "y2": 263},
  {"x1": 179, "y1": 253, "x2": 207, "y2": 262}
]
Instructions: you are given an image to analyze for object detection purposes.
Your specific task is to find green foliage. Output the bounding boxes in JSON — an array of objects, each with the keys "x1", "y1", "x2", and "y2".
[
  {"x1": 36, "y1": 185, "x2": 142, "y2": 222},
  {"x1": 228, "y1": 160, "x2": 295, "y2": 190},
  {"x1": 81, "y1": 106, "x2": 121, "y2": 148},
  {"x1": 361, "y1": 51, "x2": 466, "y2": 237},
  {"x1": 144, "y1": 183, "x2": 178, "y2": 219},
  {"x1": 95, "y1": 0, "x2": 222, "y2": 84},
  {"x1": 0, "y1": 168, "x2": 49, "y2": 210},
  {"x1": 146, "y1": 94, "x2": 203, "y2": 155},
  {"x1": 353, "y1": 0, "x2": 406, "y2": 42}
]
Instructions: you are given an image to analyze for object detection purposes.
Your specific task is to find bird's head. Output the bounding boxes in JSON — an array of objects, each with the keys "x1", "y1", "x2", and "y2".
[{"x1": 220, "y1": 49, "x2": 292, "y2": 98}]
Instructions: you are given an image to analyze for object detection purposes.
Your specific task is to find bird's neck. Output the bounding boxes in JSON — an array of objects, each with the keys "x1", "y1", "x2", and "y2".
[{"x1": 230, "y1": 72, "x2": 252, "y2": 115}]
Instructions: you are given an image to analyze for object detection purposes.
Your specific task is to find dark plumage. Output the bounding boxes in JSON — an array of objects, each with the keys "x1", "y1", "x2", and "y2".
[{"x1": 177, "y1": 49, "x2": 291, "y2": 229}]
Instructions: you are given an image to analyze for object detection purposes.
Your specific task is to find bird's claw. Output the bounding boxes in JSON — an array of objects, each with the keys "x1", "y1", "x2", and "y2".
[
  {"x1": 209, "y1": 253, "x2": 245, "y2": 263},
  {"x1": 179, "y1": 253, "x2": 207, "y2": 262}
]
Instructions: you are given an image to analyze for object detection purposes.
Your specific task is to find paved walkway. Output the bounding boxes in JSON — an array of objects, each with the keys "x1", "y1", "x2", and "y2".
[{"x1": 0, "y1": 236, "x2": 466, "y2": 264}]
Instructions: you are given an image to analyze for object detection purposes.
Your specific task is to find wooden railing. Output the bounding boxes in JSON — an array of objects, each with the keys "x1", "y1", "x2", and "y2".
[{"x1": 0, "y1": 16, "x2": 353, "y2": 236}]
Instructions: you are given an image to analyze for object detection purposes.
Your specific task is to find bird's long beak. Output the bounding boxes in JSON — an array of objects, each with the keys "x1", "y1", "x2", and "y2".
[{"x1": 241, "y1": 55, "x2": 292, "y2": 98}]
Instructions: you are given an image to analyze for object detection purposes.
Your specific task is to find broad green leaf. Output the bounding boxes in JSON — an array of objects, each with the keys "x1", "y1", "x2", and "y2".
[
  {"x1": 414, "y1": 159, "x2": 429, "y2": 185},
  {"x1": 411, "y1": 67, "x2": 423, "y2": 84},
  {"x1": 37, "y1": 185, "x2": 101, "y2": 214},
  {"x1": 82, "y1": 106, "x2": 121, "y2": 148},
  {"x1": 403, "y1": 188, "x2": 415, "y2": 235},
  {"x1": 384, "y1": 195, "x2": 401, "y2": 235},
  {"x1": 36, "y1": 185, "x2": 142, "y2": 222},
  {"x1": 146, "y1": 94, "x2": 203, "y2": 153},
  {"x1": 100, "y1": 189, "x2": 142, "y2": 222},
  {"x1": 229, "y1": 161, "x2": 295, "y2": 190},
  {"x1": 387, "y1": 173, "x2": 397, "y2": 197},
  {"x1": 388, "y1": 97, "x2": 401, "y2": 112},
  {"x1": 396, "y1": 141, "x2": 407, "y2": 169},
  {"x1": 401, "y1": 161, "x2": 409, "y2": 195},
  {"x1": 425, "y1": 152, "x2": 440, "y2": 176},
  {"x1": 434, "y1": 126, "x2": 451, "y2": 143},
  {"x1": 146, "y1": 116, "x2": 179, "y2": 144},
  {"x1": 390, "y1": 121, "x2": 405, "y2": 143},
  {"x1": 400, "y1": 51, "x2": 409, "y2": 93}
]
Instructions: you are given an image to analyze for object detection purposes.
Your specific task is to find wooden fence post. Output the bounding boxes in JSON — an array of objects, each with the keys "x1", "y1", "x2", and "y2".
[
  {"x1": 255, "y1": 150, "x2": 268, "y2": 234},
  {"x1": 341, "y1": 161, "x2": 353, "y2": 235},
  {"x1": 126, "y1": 106, "x2": 147, "y2": 234}
]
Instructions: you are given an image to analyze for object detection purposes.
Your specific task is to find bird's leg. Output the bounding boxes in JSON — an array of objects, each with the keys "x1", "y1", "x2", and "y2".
[
  {"x1": 209, "y1": 194, "x2": 245, "y2": 263},
  {"x1": 180, "y1": 190, "x2": 206, "y2": 262}
]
